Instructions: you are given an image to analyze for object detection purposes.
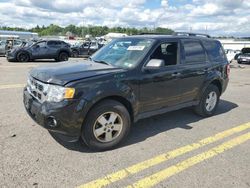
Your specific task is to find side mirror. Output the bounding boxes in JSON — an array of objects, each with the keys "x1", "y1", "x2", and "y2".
[{"x1": 143, "y1": 59, "x2": 165, "y2": 71}]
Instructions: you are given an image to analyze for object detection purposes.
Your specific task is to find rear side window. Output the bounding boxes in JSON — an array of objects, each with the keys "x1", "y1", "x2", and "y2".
[
  {"x1": 203, "y1": 40, "x2": 225, "y2": 62},
  {"x1": 48, "y1": 41, "x2": 62, "y2": 46},
  {"x1": 183, "y1": 40, "x2": 206, "y2": 64}
]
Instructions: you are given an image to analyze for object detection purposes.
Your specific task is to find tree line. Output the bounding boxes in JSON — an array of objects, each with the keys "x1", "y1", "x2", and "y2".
[{"x1": 0, "y1": 24, "x2": 174, "y2": 37}]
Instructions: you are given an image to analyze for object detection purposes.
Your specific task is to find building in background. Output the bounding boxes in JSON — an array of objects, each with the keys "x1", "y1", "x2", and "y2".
[
  {"x1": 219, "y1": 39, "x2": 250, "y2": 50},
  {"x1": 0, "y1": 30, "x2": 38, "y2": 40}
]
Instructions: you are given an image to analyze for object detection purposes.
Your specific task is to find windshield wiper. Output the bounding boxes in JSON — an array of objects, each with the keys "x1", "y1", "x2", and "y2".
[{"x1": 92, "y1": 59, "x2": 112, "y2": 66}]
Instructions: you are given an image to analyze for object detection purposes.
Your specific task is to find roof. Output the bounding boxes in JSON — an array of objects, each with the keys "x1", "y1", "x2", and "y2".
[{"x1": 125, "y1": 34, "x2": 215, "y2": 41}]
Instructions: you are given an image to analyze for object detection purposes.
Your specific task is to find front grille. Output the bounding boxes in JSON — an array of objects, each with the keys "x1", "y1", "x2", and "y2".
[{"x1": 27, "y1": 77, "x2": 47, "y2": 103}]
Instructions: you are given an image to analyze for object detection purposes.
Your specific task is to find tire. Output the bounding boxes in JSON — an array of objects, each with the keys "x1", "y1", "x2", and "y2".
[
  {"x1": 194, "y1": 84, "x2": 220, "y2": 117},
  {"x1": 17, "y1": 52, "x2": 29, "y2": 62},
  {"x1": 72, "y1": 50, "x2": 79, "y2": 58},
  {"x1": 81, "y1": 100, "x2": 131, "y2": 151},
  {"x1": 57, "y1": 52, "x2": 69, "y2": 62}
]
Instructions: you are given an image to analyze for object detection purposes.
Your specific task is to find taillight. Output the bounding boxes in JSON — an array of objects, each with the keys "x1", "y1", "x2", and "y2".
[{"x1": 226, "y1": 63, "x2": 230, "y2": 77}]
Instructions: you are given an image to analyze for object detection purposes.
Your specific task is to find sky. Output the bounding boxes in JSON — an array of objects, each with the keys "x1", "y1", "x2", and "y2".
[{"x1": 0, "y1": 0, "x2": 249, "y2": 36}]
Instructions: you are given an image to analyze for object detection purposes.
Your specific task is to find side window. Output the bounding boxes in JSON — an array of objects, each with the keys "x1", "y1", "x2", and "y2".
[
  {"x1": 55, "y1": 41, "x2": 62, "y2": 46},
  {"x1": 203, "y1": 41, "x2": 226, "y2": 62},
  {"x1": 183, "y1": 40, "x2": 206, "y2": 64},
  {"x1": 14, "y1": 40, "x2": 22, "y2": 46},
  {"x1": 36, "y1": 41, "x2": 47, "y2": 48},
  {"x1": 82, "y1": 42, "x2": 90, "y2": 48},
  {"x1": 151, "y1": 42, "x2": 178, "y2": 66},
  {"x1": 47, "y1": 41, "x2": 58, "y2": 46}
]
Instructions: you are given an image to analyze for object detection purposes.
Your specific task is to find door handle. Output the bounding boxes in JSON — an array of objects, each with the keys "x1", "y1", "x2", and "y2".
[{"x1": 171, "y1": 72, "x2": 181, "y2": 77}]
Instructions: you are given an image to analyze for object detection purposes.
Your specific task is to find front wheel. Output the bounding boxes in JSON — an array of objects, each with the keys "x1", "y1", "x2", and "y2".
[
  {"x1": 81, "y1": 100, "x2": 131, "y2": 151},
  {"x1": 17, "y1": 52, "x2": 29, "y2": 62},
  {"x1": 194, "y1": 85, "x2": 220, "y2": 117}
]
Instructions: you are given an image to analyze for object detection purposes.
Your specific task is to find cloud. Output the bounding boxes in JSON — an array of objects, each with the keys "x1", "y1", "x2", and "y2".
[{"x1": 0, "y1": 0, "x2": 250, "y2": 36}]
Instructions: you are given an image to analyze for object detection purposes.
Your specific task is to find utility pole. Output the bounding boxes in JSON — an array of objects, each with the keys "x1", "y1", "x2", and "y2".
[
  {"x1": 82, "y1": 20, "x2": 84, "y2": 38},
  {"x1": 189, "y1": 27, "x2": 192, "y2": 33}
]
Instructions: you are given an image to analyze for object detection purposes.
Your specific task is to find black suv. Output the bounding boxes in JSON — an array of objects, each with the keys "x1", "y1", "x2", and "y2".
[
  {"x1": 71, "y1": 41, "x2": 102, "y2": 57},
  {"x1": 23, "y1": 33, "x2": 229, "y2": 151},
  {"x1": 7, "y1": 40, "x2": 71, "y2": 62}
]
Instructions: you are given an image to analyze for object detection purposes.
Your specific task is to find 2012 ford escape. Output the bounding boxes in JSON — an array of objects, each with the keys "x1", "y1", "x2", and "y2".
[{"x1": 23, "y1": 32, "x2": 229, "y2": 151}]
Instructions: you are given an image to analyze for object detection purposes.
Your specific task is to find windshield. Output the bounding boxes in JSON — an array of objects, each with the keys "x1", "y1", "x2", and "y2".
[{"x1": 91, "y1": 38, "x2": 154, "y2": 69}]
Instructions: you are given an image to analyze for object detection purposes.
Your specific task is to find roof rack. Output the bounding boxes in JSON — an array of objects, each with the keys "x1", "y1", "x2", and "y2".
[
  {"x1": 173, "y1": 32, "x2": 211, "y2": 38},
  {"x1": 138, "y1": 32, "x2": 171, "y2": 35}
]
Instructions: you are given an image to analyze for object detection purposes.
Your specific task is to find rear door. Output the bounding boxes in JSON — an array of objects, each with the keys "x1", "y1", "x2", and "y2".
[
  {"x1": 47, "y1": 41, "x2": 60, "y2": 58},
  {"x1": 179, "y1": 39, "x2": 209, "y2": 103}
]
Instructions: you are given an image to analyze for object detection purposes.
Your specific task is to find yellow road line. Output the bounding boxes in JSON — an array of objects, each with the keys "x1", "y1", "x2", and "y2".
[
  {"x1": 128, "y1": 132, "x2": 250, "y2": 188},
  {"x1": 0, "y1": 84, "x2": 25, "y2": 89},
  {"x1": 78, "y1": 122, "x2": 250, "y2": 188}
]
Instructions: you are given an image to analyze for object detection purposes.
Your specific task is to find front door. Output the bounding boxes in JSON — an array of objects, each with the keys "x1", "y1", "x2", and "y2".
[
  {"x1": 79, "y1": 42, "x2": 90, "y2": 55},
  {"x1": 139, "y1": 40, "x2": 182, "y2": 113},
  {"x1": 32, "y1": 41, "x2": 49, "y2": 59}
]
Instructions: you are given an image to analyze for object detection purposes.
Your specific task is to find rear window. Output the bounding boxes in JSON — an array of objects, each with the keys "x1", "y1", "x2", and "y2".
[
  {"x1": 183, "y1": 40, "x2": 206, "y2": 64},
  {"x1": 242, "y1": 48, "x2": 250, "y2": 54},
  {"x1": 203, "y1": 40, "x2": 226, "y2": 62}
]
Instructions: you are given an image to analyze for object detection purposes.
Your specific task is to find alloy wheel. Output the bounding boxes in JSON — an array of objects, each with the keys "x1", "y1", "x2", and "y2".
[
  {"x1": 93, "y1": 112, "x2": 123, "y2": 143},
  {"x1": 205, "y1": 91, "x2": 217, "y2": 112}
]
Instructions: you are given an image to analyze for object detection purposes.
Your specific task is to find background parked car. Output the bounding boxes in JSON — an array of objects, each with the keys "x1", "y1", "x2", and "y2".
[
  {"x1": 71, "y1": 41, "x2": 103, "y2": 57},
  {"x1": 6, "y1": 40, "x2": 71, "y2": 62},
  {"x1": 0, "y1": 39, "x2": 23, "y2": 56},
  {"x1": 237, "y1": 47, "x2": 250, "y2": 64}
]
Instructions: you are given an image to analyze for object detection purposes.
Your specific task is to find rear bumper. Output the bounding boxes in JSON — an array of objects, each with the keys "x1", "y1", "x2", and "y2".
[
  {"x1": 222, "y1": 78, "x2": 229, "y2": 94},
  {"x1": 23, "y1": 88, "x2": 87, "y2": 142}
]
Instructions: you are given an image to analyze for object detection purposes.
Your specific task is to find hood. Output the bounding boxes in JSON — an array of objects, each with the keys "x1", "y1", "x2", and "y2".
[{"x1": 30, "y1": 60, "x2": 124, "y2": 85}]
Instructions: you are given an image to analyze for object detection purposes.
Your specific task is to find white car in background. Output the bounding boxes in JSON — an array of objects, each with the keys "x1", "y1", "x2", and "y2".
[{"x1": 225, "y1": 49, "x2": 241, "y2": 62}]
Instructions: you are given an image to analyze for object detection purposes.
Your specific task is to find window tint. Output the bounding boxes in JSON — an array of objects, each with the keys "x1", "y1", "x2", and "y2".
[
  {"x1": 151, "y1": 42, "x2": 178, "y2": 66},
  {"x1": 48, "y1": 41, "x2": 61, "y2": 46},
  {"x1": 14, "y1": 40, "x2": 22, "y2": 46},
  {"x1": 183, "y1": 40, "x2": 206, "y2": 64},
  {"x1": 36, "y1": 41, "x2": 46, "y2": 48},
  {"x1": 203, "y1": 41, "x2": 226, "y2": 62}
]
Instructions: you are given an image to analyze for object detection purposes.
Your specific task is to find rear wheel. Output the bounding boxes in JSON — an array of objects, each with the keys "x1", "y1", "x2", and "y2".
[
  {"x1": 194, "y1": 85, "x2": 220, "y2": 117},
  {"x1": 17, "y1": 52, "x2": 29, "y2": 62},
  {"x1": 81, "y1": 100, "x2": 131, "y2": 151},
  {"x1": 57, "y1": 52, "x2": 69, "y2": 62}
]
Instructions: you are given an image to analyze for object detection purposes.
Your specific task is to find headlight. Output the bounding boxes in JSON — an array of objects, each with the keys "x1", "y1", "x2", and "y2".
[
  {"x1": 46, "y1": 85, "x2": 75, "y2": 102},
  {"x1": 27, "y1": 76, "x2": 75, "y2": 103}
]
